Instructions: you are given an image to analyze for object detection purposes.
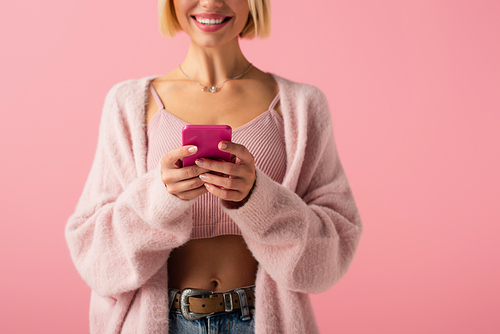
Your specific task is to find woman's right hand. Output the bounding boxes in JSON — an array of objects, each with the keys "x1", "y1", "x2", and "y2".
[{"x1": 160, "y1": 145, "x2": 209, "y2": 200}]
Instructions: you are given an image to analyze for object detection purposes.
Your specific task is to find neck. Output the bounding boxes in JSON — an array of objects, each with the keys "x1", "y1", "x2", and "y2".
[{"x1": 180, "y1": 38, "x2": 251, "y2": 86}]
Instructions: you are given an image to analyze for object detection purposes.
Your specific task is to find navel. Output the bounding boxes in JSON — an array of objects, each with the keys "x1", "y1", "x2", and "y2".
[{"x1": 210, "y1": 278, "x2": 221, "y2": 291}]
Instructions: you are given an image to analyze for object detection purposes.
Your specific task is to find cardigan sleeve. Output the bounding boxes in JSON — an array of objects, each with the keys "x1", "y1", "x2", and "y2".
[
  {"x1": 221, "y1": 86, "x2": 363, "y2": 294},
  {"x1": 65, "y1": 83, "x2": 195, "y2": 297}
]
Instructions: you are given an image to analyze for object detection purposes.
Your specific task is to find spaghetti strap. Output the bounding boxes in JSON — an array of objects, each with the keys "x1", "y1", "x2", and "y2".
[
  {"x1": 149, "y1": 82, "x2": 164, "y2": 110},
  {"x1": 268, "y1": 92, "x2": 281, "y2": 111}
]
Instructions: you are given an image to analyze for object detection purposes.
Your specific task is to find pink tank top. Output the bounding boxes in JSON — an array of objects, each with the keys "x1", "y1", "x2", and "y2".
[{"x1": 147, "y1": 82, "x2": 286, "y2": 239}]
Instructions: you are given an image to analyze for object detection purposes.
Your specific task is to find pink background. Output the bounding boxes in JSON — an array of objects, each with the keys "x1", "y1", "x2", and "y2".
[{"x1": 1, "y1": 0, "x2": 499, "y2": 333}]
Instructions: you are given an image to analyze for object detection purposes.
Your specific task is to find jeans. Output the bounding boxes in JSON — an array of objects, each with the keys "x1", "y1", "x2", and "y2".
[
  {"x1": 169, "y1": 308, "x2": 255, "y2": 334},
  {"x1": 168, "y1": 286, "x2": 256, "y2": 334}
]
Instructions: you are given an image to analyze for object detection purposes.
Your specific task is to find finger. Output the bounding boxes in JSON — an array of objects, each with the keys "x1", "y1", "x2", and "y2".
[
  {"x1": 199, "y1": 173, "x2": 242, "y2": 190},
  {"x1": 162, "y1": 165, "x2": 210, "y2": 185},
  {"x1": 161, "y1": 145, "x2": 198, "y2": 167},
  {"x1": 204, "y1": 183, "x2": 243, "y2": 202},
  {"x1": 166, "y1": 175, "x2": 206, "y2": 195},
  {"x1": 176, "y1": 185, "x2": 209, "y2": 201},
  {"x1": 195, "y1": 158, "x2": 241, "y2": 177},
  {"x1": 218, "y1": 142, "x2": 254, "y2": 165}
]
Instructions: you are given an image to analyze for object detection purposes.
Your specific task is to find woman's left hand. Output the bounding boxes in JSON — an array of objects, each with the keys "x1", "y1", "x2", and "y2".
[{"x1": 195, "y1": 141, "x2": 256, "y2": 205}]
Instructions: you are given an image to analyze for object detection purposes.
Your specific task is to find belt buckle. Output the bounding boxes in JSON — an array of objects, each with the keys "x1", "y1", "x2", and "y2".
[{"x1": 179, "y1": 288, "x2": 215, "y2": 321}]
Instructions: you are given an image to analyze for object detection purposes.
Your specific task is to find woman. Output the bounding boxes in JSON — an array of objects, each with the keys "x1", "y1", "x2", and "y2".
[{"x1": 65, "y1": 0, "x2": 363, "y2": 333}]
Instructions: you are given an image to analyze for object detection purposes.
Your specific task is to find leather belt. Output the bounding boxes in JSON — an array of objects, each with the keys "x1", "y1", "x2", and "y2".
[{"x1": 170, "y1": 288, "x2": 255, "y2": 320}]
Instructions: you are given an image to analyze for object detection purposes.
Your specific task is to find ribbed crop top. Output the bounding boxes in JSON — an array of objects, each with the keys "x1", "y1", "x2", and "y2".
[{"x1": 146, "y1": 82, "x2": 287, "y2": 239}]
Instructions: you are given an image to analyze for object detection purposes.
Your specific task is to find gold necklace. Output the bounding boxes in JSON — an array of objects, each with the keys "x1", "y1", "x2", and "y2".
[{"x1": 178, "y1": 63, "x2": 253, "y2": 93}]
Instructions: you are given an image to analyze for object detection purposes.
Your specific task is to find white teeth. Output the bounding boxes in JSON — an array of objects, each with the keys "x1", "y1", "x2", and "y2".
[{"x1": 195, "y1": 17, "x2": 226, "y2": 25}]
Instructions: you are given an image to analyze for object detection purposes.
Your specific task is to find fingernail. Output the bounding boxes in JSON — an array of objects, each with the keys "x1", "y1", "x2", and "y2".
[
  {"x1": 219, "y1": 142, "x2": 227, "y2": 150},
  {"x1": 195, "y1": 159, "x2": 204, "y2": 166},
  {"x1": 204, "y1": 183, "x2": 210, "y2": 189},
  {"x1": 199, "y1": 174, "x2": 207, "y2": 181},
  {"x1": 188, "y1": 146, "x2": 197, "y2": 153}
]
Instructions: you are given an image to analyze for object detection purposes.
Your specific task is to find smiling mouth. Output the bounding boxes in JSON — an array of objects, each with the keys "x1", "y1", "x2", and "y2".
[{"x1": 192, "y1": 16, "x2": 232, "y2": 26}]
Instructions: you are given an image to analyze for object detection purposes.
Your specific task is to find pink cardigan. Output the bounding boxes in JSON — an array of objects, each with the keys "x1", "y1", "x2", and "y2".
[{"x1": 65, "y1": 73, "x2": 363, "y2": 334}]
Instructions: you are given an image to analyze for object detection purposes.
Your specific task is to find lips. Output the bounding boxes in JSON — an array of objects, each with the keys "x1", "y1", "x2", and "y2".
[
  {"x1": 191, "y1": 14, "x2": 232, "y2": 32},
  {"x1": 194, "y1": 17, "x2": 230, "y2": 25}
]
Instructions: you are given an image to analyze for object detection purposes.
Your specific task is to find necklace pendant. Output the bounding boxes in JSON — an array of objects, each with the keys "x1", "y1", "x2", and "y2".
[
  {"x1": 208, "y1": 86, "x2": 219, "y2": 93},
  {"x1": 179, "y1": 63, "x2": 252, "y2": 94}
]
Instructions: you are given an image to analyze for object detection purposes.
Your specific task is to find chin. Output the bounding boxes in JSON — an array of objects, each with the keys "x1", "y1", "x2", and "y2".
[{"x1": 192, "y1": 35, "x2": 238, "y2": 49}]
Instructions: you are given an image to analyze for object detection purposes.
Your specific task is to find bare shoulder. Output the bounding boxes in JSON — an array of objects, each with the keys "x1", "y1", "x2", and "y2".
[
  {"x1": 146, "y1": 70, "x2": 184, "y2": 125},
  {"x1": 246, "y1": 67, "x2": 282, "y2": 117},
  {"x1": 150, "y1": 69, "x2": 185, "y2": 94},
  {"x1": 248, "y1": 67, "x2": 279, "y2": 93}
]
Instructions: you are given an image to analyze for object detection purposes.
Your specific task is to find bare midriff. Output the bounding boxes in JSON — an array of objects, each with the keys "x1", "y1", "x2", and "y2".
[{"x1": 167, "y1": 235, "x2": 258, "y2": 292}]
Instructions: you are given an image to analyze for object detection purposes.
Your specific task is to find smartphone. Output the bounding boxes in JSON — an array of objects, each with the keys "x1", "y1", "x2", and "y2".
[{"x1": 182, "y1": 124, "x2": 232, "y2": 167}]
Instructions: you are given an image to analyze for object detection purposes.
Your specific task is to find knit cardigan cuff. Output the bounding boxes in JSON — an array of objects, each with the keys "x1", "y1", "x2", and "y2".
[
  {"x1": 221, "y1": 167, "x2": 294, "y2": 235},
  {"x1": 146, "y1": 165, "x2": 196, "y2": 230}
]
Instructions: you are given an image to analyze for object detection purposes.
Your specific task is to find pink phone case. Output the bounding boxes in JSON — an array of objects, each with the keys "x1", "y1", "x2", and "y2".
[{"x1": 182, "y1": 125, "x2": 232, "y2": 167}]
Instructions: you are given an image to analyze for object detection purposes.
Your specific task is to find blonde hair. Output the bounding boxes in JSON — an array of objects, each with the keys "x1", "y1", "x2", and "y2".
[{"x1": 158, "y1": 0, "x2": 271, "y2": 39}]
